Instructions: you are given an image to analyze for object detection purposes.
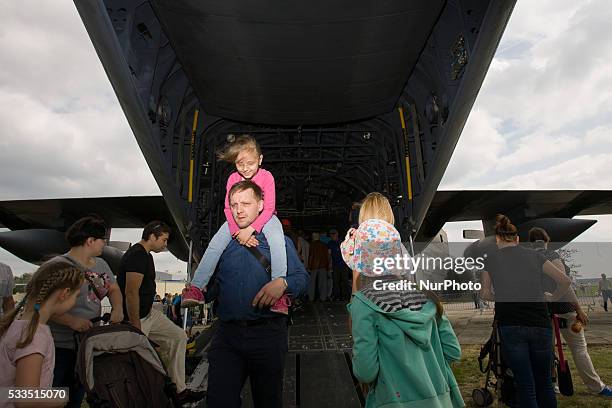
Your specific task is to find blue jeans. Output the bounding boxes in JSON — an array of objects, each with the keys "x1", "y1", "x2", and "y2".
[
  {"x1": 192, "y1": 215, "x2": 287, "y2": 289},
  {"x1": 498, "y1": 326, "x2": 556, "y2": 408},
  {"x1": 53, "y1": 348, "x2": 86, "y2": 408}
]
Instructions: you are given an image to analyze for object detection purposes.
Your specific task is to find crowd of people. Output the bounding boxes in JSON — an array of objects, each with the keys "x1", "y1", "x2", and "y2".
[{"x1": 0, "y1": 133, "x2": 610, "y2": 408}]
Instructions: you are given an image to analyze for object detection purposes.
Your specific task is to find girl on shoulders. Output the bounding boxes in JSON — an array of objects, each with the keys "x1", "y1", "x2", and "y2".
[{"x1": 185, "y1": 135, "x2": 289, "y2": 314}]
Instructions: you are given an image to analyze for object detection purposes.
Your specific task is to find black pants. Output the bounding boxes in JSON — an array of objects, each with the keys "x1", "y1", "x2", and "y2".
[
  {"x1": 53, "y1": 348, "x2": 86, "y2": 408},
  {"x1": 206, "y1": 318, "x2": 288, "y2": 408},
  {"x1": 332, "y1": 265, "x2": 350, "y2": 301}
]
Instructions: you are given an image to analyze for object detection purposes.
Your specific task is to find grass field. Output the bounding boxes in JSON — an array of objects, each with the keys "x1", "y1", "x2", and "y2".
[{"x1": 454, "y1": 345, "x2": 612, "y2": 408}]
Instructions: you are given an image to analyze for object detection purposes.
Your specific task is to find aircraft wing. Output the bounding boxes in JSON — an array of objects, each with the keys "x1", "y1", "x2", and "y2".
[
  {"x1": 0, "y1": 196, "x2": 188, "y2": 261},
  {"x1": 417, "y1": 190, "x2": 612, "y2": 241}
]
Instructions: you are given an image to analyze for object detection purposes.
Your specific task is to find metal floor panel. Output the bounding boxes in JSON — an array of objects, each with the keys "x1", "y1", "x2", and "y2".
[
  {"x1": 299, "y1": 352, "x2": 361, "y2": 408},
  {"x1": 188, "y1": 301, "x2": 362, "y2": 407},
  {"x1": 289, "y1": 301, "x2": 353, "y2": 352}
]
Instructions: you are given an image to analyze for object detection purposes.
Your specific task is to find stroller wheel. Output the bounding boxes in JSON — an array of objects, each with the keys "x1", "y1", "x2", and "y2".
[{"x1": 472, "y1": 388, "x2": 493, "y2": 407}]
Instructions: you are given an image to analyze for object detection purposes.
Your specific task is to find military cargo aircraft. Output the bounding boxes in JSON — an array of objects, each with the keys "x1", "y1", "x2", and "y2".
[
  {"x1": 2, "y1": 0, "x2": 612, "y2": 269},
  {"x1": 4, "y1": 1, "x2": 612, "y2": 405}
]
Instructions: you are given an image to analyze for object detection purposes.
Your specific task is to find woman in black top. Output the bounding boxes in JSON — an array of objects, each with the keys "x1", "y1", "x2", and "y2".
[{"x1": 480, "y1": 215, "x2": 571, "y2": 408}]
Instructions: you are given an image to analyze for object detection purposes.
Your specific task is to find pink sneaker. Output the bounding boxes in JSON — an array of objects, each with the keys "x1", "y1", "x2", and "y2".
[
  {"x1": 181, "y1": 286, "x2": 204, "y2": 308},
  {"x1": 270, "y1": 294, "x2": 291, "y2": 315}
]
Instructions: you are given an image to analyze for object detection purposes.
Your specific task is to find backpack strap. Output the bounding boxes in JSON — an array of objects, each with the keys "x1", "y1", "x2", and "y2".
[
  {"x1": 245, "y1": 245, "x2": 293, "y2": 325},
  {"x1": 245, "y1": 246, "x2": 271, "y2": 276}
]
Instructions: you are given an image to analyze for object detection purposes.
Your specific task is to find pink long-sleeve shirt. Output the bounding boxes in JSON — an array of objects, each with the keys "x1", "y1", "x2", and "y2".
[{"x1": 224, "y1": 168, "x2": 276, "y2": 235}]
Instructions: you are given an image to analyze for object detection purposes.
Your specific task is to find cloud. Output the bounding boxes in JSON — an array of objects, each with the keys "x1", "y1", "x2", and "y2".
[
  {"x1": 0, "y1": 1, "x2": 160, "y2": 200},
  {"x1": 499, "y1": 0, "x2": 583, "y2": 46},
  {"x1": 0, "y1": 91, "x2": 159, "y2": 199},
  {"x1": 0, "y1": 2, "x2": 114, "y2": 109},
  {"x1": 479, "y1": 1, "x2": 612, "y2": 131},
  {"x1": 485, "y1": 154, "x2": 612, "y2": 189},
  {"x1": 443, "y1": 0, "x2": 612, "y2": 189},
  {"x1": 0, "y1": 2, "x2": 165, "y2": 274},
  {"x1": 439, "y1": 109, "x2": 506, "y2": 189},
  {"x1": 584, "y1": 125, "x2": 612, "y2": 147},
  {"x1": 440, "y1": 0, "x2": 612, "y2": 240}
]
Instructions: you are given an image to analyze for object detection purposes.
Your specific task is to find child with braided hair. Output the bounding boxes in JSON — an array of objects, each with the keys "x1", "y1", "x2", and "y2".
[{"x1": 0, "y1": 262, "x2": 83, "y2": 395}]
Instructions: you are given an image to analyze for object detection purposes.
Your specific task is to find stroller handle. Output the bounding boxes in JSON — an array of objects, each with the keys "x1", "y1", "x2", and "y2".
[{"x1": 90, "y1": 313, "x2": 111, "y2": 324}]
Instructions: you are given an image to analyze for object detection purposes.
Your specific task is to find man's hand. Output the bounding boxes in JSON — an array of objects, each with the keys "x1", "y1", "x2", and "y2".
[
  {"x1": 69, "y1": 318, "x2": 93, "y2": 332},
  {"x1": 252, "y1": 278, "x2": 286, "y2": 309},
  {"x1": 110, "y1": 307, "x2": 124, "y2": 324},
  {"x1": 235, "y1": 226, "x2": 256, "y2": 245}
]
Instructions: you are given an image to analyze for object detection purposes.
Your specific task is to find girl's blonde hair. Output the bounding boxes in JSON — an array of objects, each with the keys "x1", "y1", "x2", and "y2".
[
  {"x1": 358, "y1": 192, "x2": 395, "y2": 225},
  {"x1": 217, "y1": 134, "x2": 262, "y2": 163},
  {"x1": 0, "y1": 262, "x2": 83, "y2": 348}
]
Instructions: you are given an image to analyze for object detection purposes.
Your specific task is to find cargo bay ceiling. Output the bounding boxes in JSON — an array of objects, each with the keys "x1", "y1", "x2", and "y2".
[
  {"x1": 75, "y1": 0, "x2": 514, "y2": 255},
  {"x1": 150, "y1": 0, "x2": 445, "y2": 125}
]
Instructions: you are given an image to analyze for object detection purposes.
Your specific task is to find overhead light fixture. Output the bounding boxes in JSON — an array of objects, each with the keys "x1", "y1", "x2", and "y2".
[{"x1": 362, "y1": 132, "x2": 371, "y2": 141}]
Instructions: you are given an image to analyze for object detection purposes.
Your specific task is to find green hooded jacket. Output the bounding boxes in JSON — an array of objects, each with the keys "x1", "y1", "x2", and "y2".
[{"x1": 348, "y1": 291, "x2": 465, "y2": 408}]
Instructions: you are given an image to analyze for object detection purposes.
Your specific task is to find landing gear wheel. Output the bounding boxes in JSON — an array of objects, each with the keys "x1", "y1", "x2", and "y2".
[{"x1": 472, "y1": 388, "x2": 493, "y2": 407}]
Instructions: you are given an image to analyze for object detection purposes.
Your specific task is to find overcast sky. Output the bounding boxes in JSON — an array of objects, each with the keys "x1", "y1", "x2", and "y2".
[{"x1": 1, "y1": 1, "x2": 612, "y2": 277}]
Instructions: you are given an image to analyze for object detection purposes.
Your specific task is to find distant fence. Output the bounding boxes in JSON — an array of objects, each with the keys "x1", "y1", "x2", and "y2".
[
  {"x1": 439, "y1": 292, "x2": 604, "y2": 312},
  {"x1": 99, "y1": 293, "x2": 605, "y2": 315}
]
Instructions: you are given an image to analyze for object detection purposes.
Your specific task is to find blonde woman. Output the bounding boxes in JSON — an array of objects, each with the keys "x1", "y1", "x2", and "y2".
[{"x1": 342, "y1": 193, "x2": 395, "y2": 293}]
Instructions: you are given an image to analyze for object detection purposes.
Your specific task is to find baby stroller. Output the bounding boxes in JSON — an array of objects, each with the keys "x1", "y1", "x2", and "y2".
[
  {"x1": 75, "y1": 318, "x2": 176, "y2": 408},
  {"x1": 472, "y1": 321, "x2": 516, "y2": 407}
]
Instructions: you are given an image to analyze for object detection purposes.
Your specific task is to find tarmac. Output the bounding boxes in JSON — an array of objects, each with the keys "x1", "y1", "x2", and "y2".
[
  {"x1": 190, "y1": 300, "x2": 612, "y2": 348},
  {"x1": 186, "y1": 301, "x2": 611, "y2": 407},
  {"x1": 446, "y1": 305, "x2": 612, "y2": 345}
]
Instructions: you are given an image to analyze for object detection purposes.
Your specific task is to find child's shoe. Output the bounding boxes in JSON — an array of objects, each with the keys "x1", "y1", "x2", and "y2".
[
  {"x1": 181, "y1": 286, "x2": 204, "y2": 308},
  {"x1": 270, "y1": 294, "x2": 291, "y2": 315}
]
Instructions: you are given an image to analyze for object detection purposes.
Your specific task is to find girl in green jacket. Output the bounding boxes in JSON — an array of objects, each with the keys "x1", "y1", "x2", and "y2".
[{"x1": 342, "y1": 195, "x2": 464, "y2": 407}]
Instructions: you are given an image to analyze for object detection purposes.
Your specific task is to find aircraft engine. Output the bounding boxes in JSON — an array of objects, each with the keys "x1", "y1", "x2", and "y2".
[
  {"x1": 0, "y1": 229, "x2": 129, "y2": 275},
  {"x1": 0, "y1": 229, "x2": 68, "y2": 265}
]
